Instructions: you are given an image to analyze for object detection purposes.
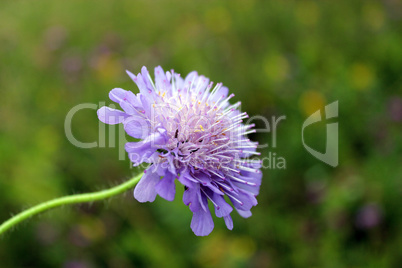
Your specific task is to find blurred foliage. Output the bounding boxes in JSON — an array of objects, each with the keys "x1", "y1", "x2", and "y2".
[{"x1": 0, "y1": 0, "x2": 401, "y2": 267}]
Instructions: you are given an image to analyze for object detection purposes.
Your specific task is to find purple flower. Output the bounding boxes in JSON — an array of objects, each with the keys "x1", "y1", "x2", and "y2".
[{"x1": 98, "y1": 66, "x2": 262, "y2": 236}]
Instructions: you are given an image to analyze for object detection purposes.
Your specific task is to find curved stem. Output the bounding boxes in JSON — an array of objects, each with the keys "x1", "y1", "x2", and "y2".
[{"x1": 0, "y1": 173, "x2": 143, "y2": 236}]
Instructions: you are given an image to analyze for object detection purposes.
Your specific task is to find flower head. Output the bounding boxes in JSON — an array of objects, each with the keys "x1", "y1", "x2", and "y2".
[{"x1": 98, "y1": 66, "x2": 262, "y2": 236}]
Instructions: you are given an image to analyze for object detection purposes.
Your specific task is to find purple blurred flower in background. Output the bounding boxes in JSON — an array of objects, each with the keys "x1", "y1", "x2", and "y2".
[
  {"x1": 98, "y1": 66, "x2": 262, "y2": 236},
  {"x1": 388, "y1": 97, "x2": 402, "y2": 122},
  {"x1": 355, "y1": 203, "x2": 382, "y2": 230}
]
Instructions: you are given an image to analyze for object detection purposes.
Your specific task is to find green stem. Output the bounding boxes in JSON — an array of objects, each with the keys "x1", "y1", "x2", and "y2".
[{"x1": 0, "y1": 173, "x2": 143, "y2": 236}]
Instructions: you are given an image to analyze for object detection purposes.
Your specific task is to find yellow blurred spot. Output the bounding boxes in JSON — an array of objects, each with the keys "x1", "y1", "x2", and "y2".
[
  {"x1": 350, "y1": 63, "x2": 375, "y2": 91},
  {"x1": 363, "y1": 3, "x2": 385, "y2": 30},
  {"x1": 299, "y1": 90, "x2": 326, "y2": 116},
  {"x1": 197, "y1": 233, "x2": 256, "y2": 267},
  {"x1": 228, "y1": 236, "x2": 256, "y2": 260},
  {"x1": 204, "y1": 7, "x2": 232, "y2": 33},
  {"x1": 78, "y1": 216, "x2": 106, "y2": 241},
  {"x1": 94, "y1": 54, "x2": 122, "y2": 83},
  {"x1": 295, "y1": 1, "x2": 320, "y2": 26},
  {"x1": 263, "y1": 54, "x2": 289, "y2": 83}
]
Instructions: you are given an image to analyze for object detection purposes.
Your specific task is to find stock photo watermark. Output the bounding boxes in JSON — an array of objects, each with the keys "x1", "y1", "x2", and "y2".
[
  {"x1": 302, "y1": 101, "x2": 338, "y2": 167},
  {"x1": 64, "y1": 101, "x2": 338, "y2": 170}
]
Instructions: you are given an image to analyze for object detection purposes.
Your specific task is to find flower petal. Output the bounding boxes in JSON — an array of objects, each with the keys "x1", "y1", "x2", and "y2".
[
  {"x1": 125, "y1": 128, "x2": 168, "y2": 155},
  {"x1": 237, "y1": 209, "x2": 252, "y2": 218},
  {"x1": 183, "y1": 184, "x2": 202, "y2": 213},
  {"x1": 177, "y1": 169, "x2": 197, "y2": 188},
  {"x1": 109, "y1": 88, "x2": 127, "y2": 103},
  {"x1": 141, "y1": 66, "x2": 154, "y2": 91},
  {"x1": 190, "y1": 75, "x2": 209, "y2": 95},
  {"x1": 140, "y1": 94, "x2": 151, "y2": 117},
  {"x1": 191, "y1": 209, "x2": 214, "y2": 236},
  {"x1": 97, "y1": 107, "x2": 128, "y2": 124},
  {"x1": 174, "y1": 73, "x2": 184, "y2": 90},
  {"x1": 198, "y1": 189, "x2": 209, "y2": 212},
  {"x1": 127, "y1": 70, "x2": 153, "y2": 99},
  {"x1": 155, "y1": 172, "x2": 176, "y2": 201},
  {"x1": 233, "y1": 181, "x2": 260, "y2": 196},
  {"x1": 128, "y1": 150, "x2": 156, "y2": 166},
  {"x1": 213, "y1": 193, "x2": 233, "y2": 218},
  {"x1": 123, "y1": 116, "x2": 149, "y2": 139},
  {"x1": 124, "y1": 91, "x2": 142, "y2": 107},
  {"x1": 134, "y1": 170, "x2": 160, "y2": 203},
  {"x1": 231, "y1": 173, "x2": 261, "y2": 195},
  {"x1": 210, "y1": 86, "x2": 229, "y2": 104},
  {"x1": 119, "y1": 101, "x2": 136, "y2": 115},
  {"x1": 229, "y1": 189, "x2": 258, "y2": 211},
  {"x1": 137, "y1": 73, "x2": 153, "y2": 97},
  {"x1": 184, "y1": 71, "x2": 198, "y2": 85},
  {"x1": 224, "y1": 215, "x2": 233, "y2": 230},
  {"x1": 155, "y1": 66, "x2": 170, "y2": 93}
]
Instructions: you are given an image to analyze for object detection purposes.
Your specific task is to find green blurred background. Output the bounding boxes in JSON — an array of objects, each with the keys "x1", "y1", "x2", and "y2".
[{"x1": 0, "y1": 0, "x2": 401, "y2": 267}]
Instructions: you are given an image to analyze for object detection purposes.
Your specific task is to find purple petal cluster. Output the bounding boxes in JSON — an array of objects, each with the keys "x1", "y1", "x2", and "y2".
[{"x1": 98, "y1": 66, "x2": 262, "y2": 236}]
